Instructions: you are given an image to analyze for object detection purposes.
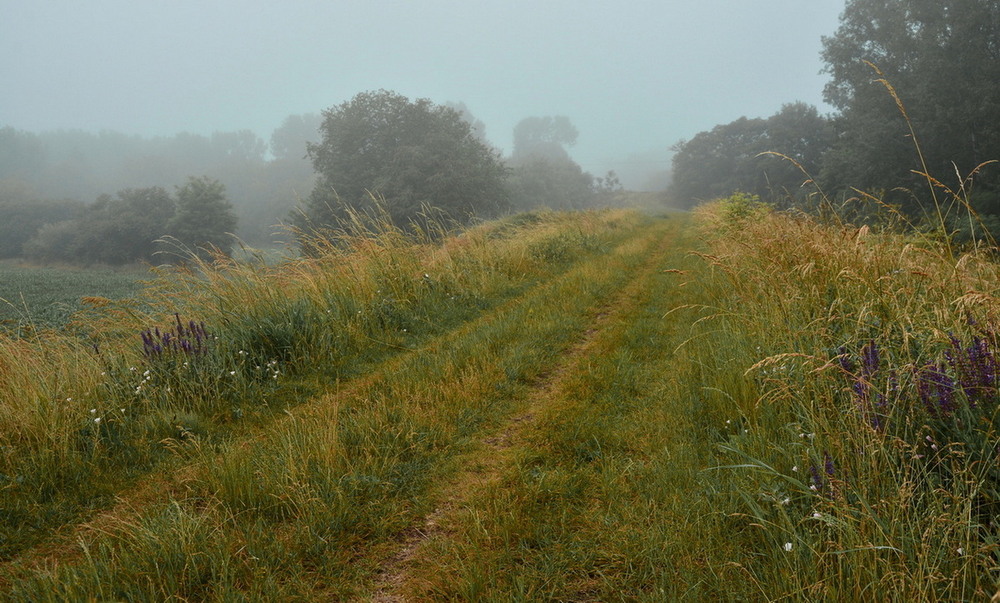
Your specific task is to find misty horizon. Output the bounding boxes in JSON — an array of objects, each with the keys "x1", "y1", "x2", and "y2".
[{"x1": 2, "y1": 1, "x2": 844, "y2": 190}]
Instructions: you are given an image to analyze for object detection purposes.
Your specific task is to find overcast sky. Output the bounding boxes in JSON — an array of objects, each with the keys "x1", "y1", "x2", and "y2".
[{"x1": 1, "y1": 0, "x2": 845, "y2": 187}]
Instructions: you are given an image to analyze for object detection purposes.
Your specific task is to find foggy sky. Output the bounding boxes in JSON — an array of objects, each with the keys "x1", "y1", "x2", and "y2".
[{"x1": 1, "y1": 0, "x2": 844, "y2": 188}]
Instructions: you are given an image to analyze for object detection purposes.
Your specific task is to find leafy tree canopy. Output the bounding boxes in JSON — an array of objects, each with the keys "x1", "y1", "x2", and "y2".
[
  {"x1": 22, "y1": 179, "x2": 238, "y2": 266},
  {"x1": 0, "y1": 195, "x2": 83, "y2": 258},
  {"x1": 669, "y1": 103, "x2": 834, "y2": 208},
  {"x1": 269, "y1": 113, "x2": 323, "y2": 161},
  {"x1": 511, "y1": 116, "x2": 579, "y2": 162},
  {"x1": 168, "y1": 176, "x2": 238, "y2": 257},
  {"x1": 820, "y1": 0, "x2": 1000, "y2": 207},
  {"x1": 72, "y1": 187, "x2": 176, "y2": 265},
  {"x1": 444, "y1": 102, "x2": 489, "y2": 144},
  {"x1": 298, "y1": 90, "x2": 509, "y2": 234},
  {"x1": 0, "y1": 124, "x2": 311, "y2": 245},
  {"x1": 506, "y1": 155, "x2": 595, "y2": 211}
]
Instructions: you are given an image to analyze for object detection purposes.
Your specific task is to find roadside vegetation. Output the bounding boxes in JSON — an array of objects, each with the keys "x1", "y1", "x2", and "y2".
[
  {"x1": 1, "y1": 194, "x2": 998, "y2": 599},
  {"x1": 0, "y1": 208, "x2": 654, "y2": 598}
]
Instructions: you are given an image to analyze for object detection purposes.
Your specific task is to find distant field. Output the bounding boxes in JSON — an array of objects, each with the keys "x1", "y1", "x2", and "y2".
[{"x1": 0, "y1": 263, "x2": 148, "y2": 330}]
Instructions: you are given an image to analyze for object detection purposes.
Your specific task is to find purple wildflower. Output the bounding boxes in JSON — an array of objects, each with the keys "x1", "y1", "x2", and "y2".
[
  {"x1": 861, "y1": 341, "x2": 880, "y2": 378},
  {"x1": 837, "y1": 346, "x2": 856, "y2": 373},
  {"x1": 808, "y1": 452, "x2": 836, "y2": 498},
  {"x1": 842, "y1": 341, "x2": 887, "y2": 430},
  {"x1": 943, "y1": 334, "x2": 999, "y2": 407},
  {"x1": 139, "y1": 315, "x2": 212, "y2": 361},
  {"x1": 917, "y1": 363, "x2": 957, "y2": 417},
  {"x1": 809, "y1": 463, "x2": 823, "y2": 491}
]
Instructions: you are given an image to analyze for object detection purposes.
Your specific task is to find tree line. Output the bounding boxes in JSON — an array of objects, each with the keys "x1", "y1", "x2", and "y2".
[
  {"x1": 1, "y1": 97, "x2": 622, "y2": 264},
  {"x1": 10, "y1": 0, "x2": 982, "y2": 263},
  {"x1": 295, "y1": 91, "x2": 620, "y2": 238},
  {"x1": 18, "y1": 176, "x2": 236, "y2": 265},
  {"x1": 0, "y1": 115, "x2": 321, "y2": 255},
  {"x1": 668, "y1": 0, "x2": 1000, "y2": 232}
]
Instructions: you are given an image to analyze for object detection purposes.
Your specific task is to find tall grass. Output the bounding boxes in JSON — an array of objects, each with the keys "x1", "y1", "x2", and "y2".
[
  {"x1": 6, "y1": 195, "x2": 993, "y2": 598},
  {"x1": 1, "y1": 209, "x2": 656, "y2": 599},
  {"x1": 684, "y1": 194, "x2": 1000, "y2": 599},
  {"x1": 0, "y1": 208, "x2": 637, "y2": 568}
]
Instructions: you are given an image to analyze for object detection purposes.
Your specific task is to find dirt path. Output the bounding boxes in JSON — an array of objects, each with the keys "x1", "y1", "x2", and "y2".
[{"x1": 366, "y1": 236, "x2": 669, "y2": 602}]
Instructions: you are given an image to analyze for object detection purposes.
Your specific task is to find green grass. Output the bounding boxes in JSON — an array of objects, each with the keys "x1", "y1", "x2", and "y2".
[
  {"x1": 0, "y1": 206, "x2": 997, "y2": 600},
  {"x1": 0, "y1": 210, "x2": 645, "y2": 589}
]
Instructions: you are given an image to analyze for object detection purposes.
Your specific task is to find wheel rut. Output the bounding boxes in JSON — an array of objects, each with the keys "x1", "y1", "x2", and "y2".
[
  {"x1": 367, "y1": 232, "x2": 671, "y2": 602},
  {"x1": 0, "y1": 261, "x2": 585, "y2": 585}
]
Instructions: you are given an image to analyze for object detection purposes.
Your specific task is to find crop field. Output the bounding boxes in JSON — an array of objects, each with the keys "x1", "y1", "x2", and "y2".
[
  {"x1": 0, "y1": 264, "x2": 147, "y2": 331},
  {"x1": 0, "y1": 207, "x2": 997, "y2": 600}
]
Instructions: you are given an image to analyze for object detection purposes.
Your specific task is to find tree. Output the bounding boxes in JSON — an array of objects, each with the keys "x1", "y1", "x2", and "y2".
[
  {"x1": 444, "y1": 102, "x2": 489, "y2": 144},
  {"x1": 669, "y1": 116, "x2": 768, "y2": 207},
  {"x1": 506, "y1": 155, "x2": 595, "y2": 211},
  {"x1": 820, "y1": 0, "x2": 1000, "y2": 209},
  {"x1": 168, "y1": 176, "x2": 238, "y2": 257},
  {"x1": 298, "y1": 90, "x2": 509, "y2": 234},
  {"x1": 506, "y1": 115, "x2": 599, "y2": 210},
  {"x1": 511, "y1": 116, "x2": 579, "y2": 162},
  {"x1": 668, "y1": 104, "x2": 833, "y2": 208},
  {"x1": 210, "y1": 130, "x2": 267, "y2": 163},
  {"x1": 70, "y1": 187, "x2": 175, "y2": 265},
  {"x1": 0, "y1": 127, "x2": 46, "y2": 182},
  {"x1": 269, "y1": 113, "x2": 323, "y2": 161},
  {"x1": 0, "y1": 196, "x2": 84, "y2": 258}
]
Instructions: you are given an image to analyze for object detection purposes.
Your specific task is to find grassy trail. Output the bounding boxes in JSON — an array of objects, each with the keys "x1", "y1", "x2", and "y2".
[
  {"x1": 2, "y1": 214, "x2": 699, "y2": 600},
  {"x1": 363, "y1": 218, "x2": 725, "y2": 601},
  {"x1": 6, "y1": 207, "x2": 995, "y2": 599},
  {"x1": 368, "y1": 220, "x2": 675, "y2": 601}
]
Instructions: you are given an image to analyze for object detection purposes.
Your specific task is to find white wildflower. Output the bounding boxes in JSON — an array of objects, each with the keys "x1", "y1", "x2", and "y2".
[{"x1": 784, "y1": 542, "x2": 793, "y2": 552}]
